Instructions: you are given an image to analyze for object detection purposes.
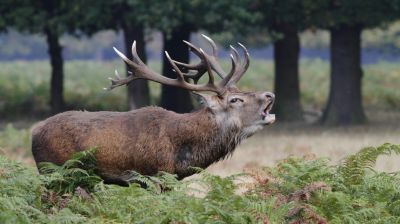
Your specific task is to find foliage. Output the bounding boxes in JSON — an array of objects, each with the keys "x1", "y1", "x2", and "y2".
[
  {"x1": 237, "y1": 0, "x2": 328, "y2": 44},
  {"x1": 314, "y1": 0, "x2": 400, "y2": 29},
  {"x1": 0, "y1": 0, "x2": 81, "y2": 35},
  {"x1": 125, "y1": 0, "x2": 257, "y2": 35},
  {"x1": 252, "y1": 0, "x2": 400, "y2": 31},
  {"x1": 339, "y1": 143, "x2": 400, "y2": 185},
  {"x1": 71, "y1": 0, "x2": 257, "y2": 43},
  {"x1": 0, "y1": 155, "x2": 44, "y2": 223},
  {"x1": 1, "y1": 144, "x2": 400, "y2": 223},
  {"x1": 72, "y1": 0, "x2": 147, "y2": 35},
  {"x1": 39, "y1": 148, "x2": 102, "y2": 194},
  {"x1": 245, "y1": 143, "x2": 400, "y2": 223},
  {"x1": 256, "y1": 0, "x2": 317, "y2": 30},
  {"x1": 243, "y1": 0, "x2": 400, "y2": 47}
]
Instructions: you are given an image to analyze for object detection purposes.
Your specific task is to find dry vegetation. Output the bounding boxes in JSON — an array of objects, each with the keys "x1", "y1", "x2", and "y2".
[{"x1": 209, "y1": 110, "x2": 400, "y2": 176}]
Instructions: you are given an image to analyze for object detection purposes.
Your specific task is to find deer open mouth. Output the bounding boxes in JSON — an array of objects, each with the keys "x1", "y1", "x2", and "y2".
[{"x1": 260, "y1": 101, "x2": 275, "y2": 124}]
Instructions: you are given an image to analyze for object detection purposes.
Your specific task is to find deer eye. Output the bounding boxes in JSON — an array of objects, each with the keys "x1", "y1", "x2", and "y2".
[{"x1": 229, "y1": 97, "x2": 243, "y2": 103}]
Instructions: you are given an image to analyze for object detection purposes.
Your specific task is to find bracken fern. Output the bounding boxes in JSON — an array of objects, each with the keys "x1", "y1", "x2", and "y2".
[
  {"x1": 0, "y1": 143, "x2": 400, "y2": 223},
  {"x1": 39, "y1": 148, "x2": 102, "y2": 194},
  {"x1": 338, "y1": 143, "x2": 400, "y2": 185}
]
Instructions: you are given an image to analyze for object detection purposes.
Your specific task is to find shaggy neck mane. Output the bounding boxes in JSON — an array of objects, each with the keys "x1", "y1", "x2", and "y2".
[{"x1": 173, "y1": 108, "x2": 245, "y2": 176}]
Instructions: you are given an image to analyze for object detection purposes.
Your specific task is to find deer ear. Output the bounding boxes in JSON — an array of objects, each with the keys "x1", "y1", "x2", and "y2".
[{"x1": 192, "y1": 92, "x2": 218, "y2": 109}]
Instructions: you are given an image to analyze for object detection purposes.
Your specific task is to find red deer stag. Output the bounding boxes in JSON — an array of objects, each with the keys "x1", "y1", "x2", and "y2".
[{"x1": 32, "y1": 35, "x2": 275, "y2": 185}]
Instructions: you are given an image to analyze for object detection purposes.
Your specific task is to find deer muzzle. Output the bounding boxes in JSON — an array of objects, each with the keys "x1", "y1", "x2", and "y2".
[{"x1": 260, "y1": 92, "x2": 275, "y2": 124}]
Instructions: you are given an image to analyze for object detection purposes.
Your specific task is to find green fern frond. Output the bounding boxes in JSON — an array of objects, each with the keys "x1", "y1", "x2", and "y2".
[
  {"x1": 339, "y1": 143, "x2": 400, "y2": 185},
  {"x1": 39, "y1": 148, "x2": 102, "y2": 194},
  {"x1": 2, "y1": 143, "x2": 400, "y2": 223}
]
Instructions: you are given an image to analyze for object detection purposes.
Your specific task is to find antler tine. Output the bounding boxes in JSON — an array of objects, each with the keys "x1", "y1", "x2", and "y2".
[
  {"x1": 238, "y1": 42, "x2": 250, "y2": 72},
  {"x1": 199, "y1": 48, "x2": 215, "y2": 85},
  {"x1": 165, "y1": 48, "x2": 225, "y2": 94},
  {"x1": 169, "y1": 40, "x2": 208, "y2": 82},
  {"x1": 229, "y1": 45, "x2": 241, "y2": 64},
  {"x1": 166, "y1": 46, "x2": 211, "y2": 84},
  {"x1": 131, "y1": 41, "x2": 145, "y2": 65},
  {"x1": 105, "y1": 69, "x2": 136, "y2": 90},
  {"x1": 182, "y1": 39, "x2": 227, "y2": 79},
  {"x1": 105, "y1": 47, "x2": 139, "y2": 90},
  {"x1": 172, "y1": 59, "x2": 202, "y2": 70},
  {"x1": 171, "y1": 36, "x2": 250, "y2": 89},
  {"x1": 227, "y1": 43, "x2": 251, "y2": 86},
  {"x1": 201, "y1": 35, "x2": 232, "y2": 79},
  {"x1": 201, "y1": 34, "x2": 218, "y2": 57},
  {"x1": 219, "y1": 54, "x2": 237, "y2": 87},
  {"x1": 183, "y1": 40, "x2": 203, "y2": 58},
  {"x1": 182, "y1": 70, "x2": 205, "y2": 84},
  {"x1": 165, "y1": 51, "x2": 185, "y2": 81},
  {"x1": 113, "y1": 46, "x2": 137, "y2": 70}
]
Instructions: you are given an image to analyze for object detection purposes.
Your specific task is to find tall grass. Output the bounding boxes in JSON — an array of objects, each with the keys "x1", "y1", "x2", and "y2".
[
  {"x1": 0, "y1": 59, "x2": 399, "y2": 118},
  {"x1": 0, "y1": 124, "x2": 31, "y2": 163}
]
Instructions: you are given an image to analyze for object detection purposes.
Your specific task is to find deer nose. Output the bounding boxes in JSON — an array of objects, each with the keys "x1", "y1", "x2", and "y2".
[{"x1": 264, "y1": 92, "x2": 275, "y2": 100}]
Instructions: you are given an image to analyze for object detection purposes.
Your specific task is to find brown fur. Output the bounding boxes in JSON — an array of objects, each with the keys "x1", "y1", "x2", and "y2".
[
  {"x1": 32, "y1": 107, "x2": 234, "y2": 180},
  {"x1": 32, "y1": 90, "x2": 275, "y2": 182}
]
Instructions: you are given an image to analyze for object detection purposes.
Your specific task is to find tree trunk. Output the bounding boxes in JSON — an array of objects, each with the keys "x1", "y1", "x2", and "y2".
[
  {"x1": 321, "y1": 25, "x2": 366, "y2": 125},
  {"x1": 45, "y1": 27, "x2": 64, "y2": 114},
  {"x1": 160, "y1": 26, "x2": 193, "y2": 113},
  {"x1": 273, "y1": 24, "x2": 303, "y2": 121},
  {"x1": 122, "y1": 25, "x2": 150, "y2": 110}
]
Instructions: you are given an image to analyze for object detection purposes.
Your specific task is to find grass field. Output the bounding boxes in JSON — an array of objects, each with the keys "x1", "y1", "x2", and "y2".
[{"x1": 0, "y1": 59, "x2": 399, "y2": 120}]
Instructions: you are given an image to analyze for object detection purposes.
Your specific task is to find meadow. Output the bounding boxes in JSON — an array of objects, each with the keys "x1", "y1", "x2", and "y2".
[{"x1": 0, "y1": 59, "x2": 399, "y2": 121}]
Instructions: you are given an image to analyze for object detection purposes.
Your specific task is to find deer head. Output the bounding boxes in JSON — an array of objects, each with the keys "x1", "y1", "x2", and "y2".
[{"x1": 107, "y1": 35, "x2": 275, "y2": 137}]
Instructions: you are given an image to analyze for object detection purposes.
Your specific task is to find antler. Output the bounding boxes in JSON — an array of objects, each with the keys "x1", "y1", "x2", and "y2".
[
  {"x1": 106, "y1": 35, "x2": 250, "y2": 95},
  {"x1": 175, "y1": 34, "x2": 250, "y2": 87}
]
